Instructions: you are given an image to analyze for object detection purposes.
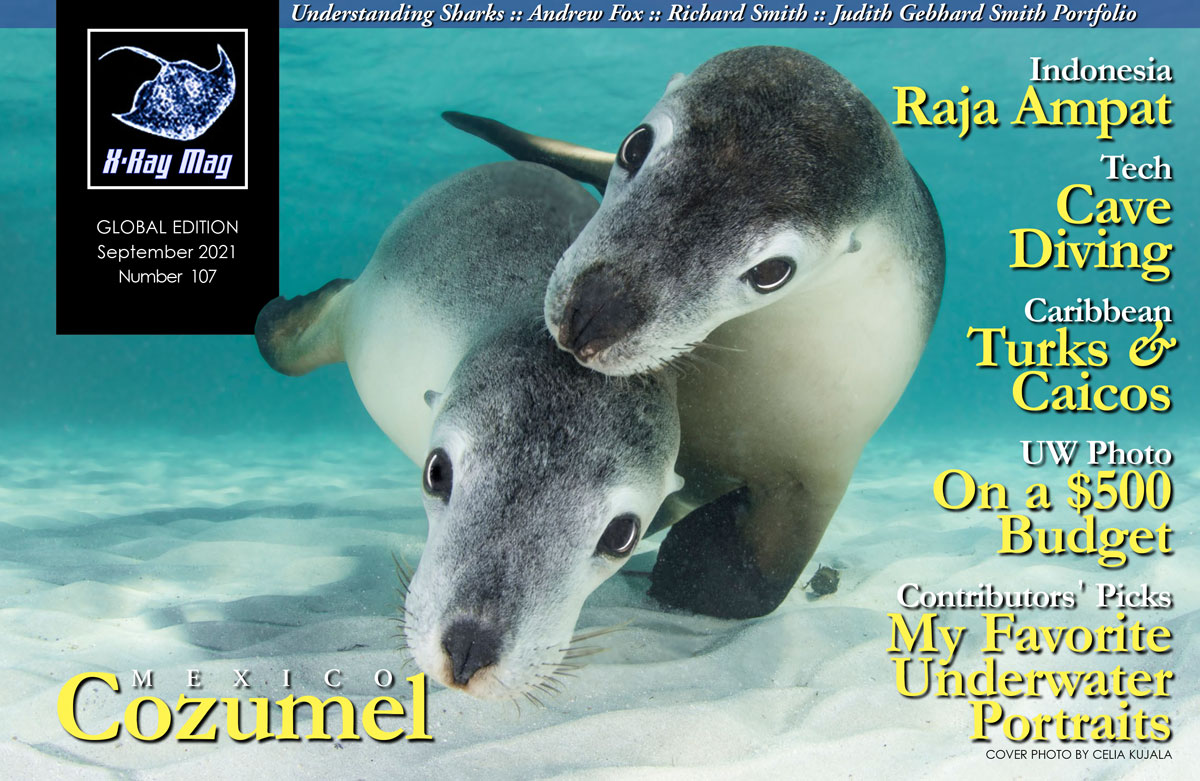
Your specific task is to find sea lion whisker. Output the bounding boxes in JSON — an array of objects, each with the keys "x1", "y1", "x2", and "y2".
[
  {"x1": 571, "y1": 621, "x2": 630, "y2": 643},
  {"x1": 562, "y1": 646, "x2": 606, "y2": 659},
  {"x1": 391, "y1": 552, "x2": 414, "y2": 598},
  {"x1": 687, "y1": 340, "x2": 744, "y2": 353},
  {"x1": 670, "y1": 348, "x2": 723, "y2": 375},
  {"x1": 392, "y1": 550, "x2": 415, "y2": 578},
  {"x1": 491, "y1": 676, "x2": 524, "y2": 717},
  {"x1": 660, "y1": 357, "x2": 684, "y2": 377},
  {"x1": 678, "y1": 349, "x2": 715, "y2": 369},
  {"x1": 665, "y1": 351, "x2": 695, "y2": 376},
  {"x1": 536, "y1": 677, "x2": 563, "y2": 695}
]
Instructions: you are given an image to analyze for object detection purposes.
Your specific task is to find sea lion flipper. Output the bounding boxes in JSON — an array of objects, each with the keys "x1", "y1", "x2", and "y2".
[
  {"x1": 442, "y1": 111, "x2": 615, "y2": 194},
  {"x1": 255, "y1": 278, "x2": 353, "y2": 376},
  {"x1": 649, "y1": 475, "x2": 837, "y2": 619}
]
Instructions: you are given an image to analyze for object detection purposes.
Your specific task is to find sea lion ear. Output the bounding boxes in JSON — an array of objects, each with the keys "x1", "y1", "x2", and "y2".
[
  {"x1": 670, "y1": 472, "x2": 685, "y2": 492},
  {"x1": 846, "y1": 230, "x2": 862, "y2": 254},
  {"x1": 663, "y1": 72, "x2": 687, "y2": 96},
  {"x1": 424, "y1": 390, "x2": 442, "y2": 409}
]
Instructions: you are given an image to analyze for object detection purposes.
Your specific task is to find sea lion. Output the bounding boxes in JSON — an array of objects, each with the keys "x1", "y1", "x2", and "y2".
[
  {"x1": 256, "y1": 162, "x2": 681, "y2": 699},
  {"x1": 446, "y1": 46, "x2": 945, "y2": 619}
]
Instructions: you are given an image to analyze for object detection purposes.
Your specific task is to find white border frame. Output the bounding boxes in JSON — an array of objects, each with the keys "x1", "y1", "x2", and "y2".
[{"x1": 86, "y1": 28, "x2": 249, "y2": 190}]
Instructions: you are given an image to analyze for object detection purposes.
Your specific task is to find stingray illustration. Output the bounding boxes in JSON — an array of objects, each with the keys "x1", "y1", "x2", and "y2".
[{"x1": 98, "y1": 44, "x2": 236, "y2": 141}]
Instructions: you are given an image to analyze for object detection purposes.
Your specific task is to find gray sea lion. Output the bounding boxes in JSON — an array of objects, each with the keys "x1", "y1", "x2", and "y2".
[
  {"x1": 256, "y1": 162, "x2": 682, "y2": 699},
  {"x1": 446, "y1": 46, "x2": 945, "y2": 619}
]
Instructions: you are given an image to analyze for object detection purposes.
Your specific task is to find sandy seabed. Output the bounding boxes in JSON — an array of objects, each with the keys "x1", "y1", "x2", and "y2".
[{"x1": 1, "y1": 427, "x2": 1197, "y2": 780}]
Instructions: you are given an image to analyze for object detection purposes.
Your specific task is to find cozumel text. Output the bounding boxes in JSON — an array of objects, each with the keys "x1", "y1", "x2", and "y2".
[{"x1": 57, "y1": 671, "x2": 432, "y2": 742}]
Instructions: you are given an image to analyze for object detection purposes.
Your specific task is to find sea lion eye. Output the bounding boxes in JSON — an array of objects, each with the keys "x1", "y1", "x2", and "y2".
[
  {"x1": 744, "y1": 257, "x2": 795, "y2": 293},
  {"x1": 617, "y1": 125, "x2": 653, "y2": 174},
  {"x1": 596, "y1": 514, "x2": 640, "y2": 557},
  {"x1": 423, "y1": 448, "x2": 453, "y2": 502}
]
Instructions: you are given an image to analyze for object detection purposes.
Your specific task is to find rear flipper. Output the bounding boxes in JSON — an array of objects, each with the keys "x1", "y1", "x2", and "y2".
[
  {"x1": 442, "y1": 111, "x2": 616, "y2": 195},
  {"x1": 255, "y1": 278, "x2": 353, "y2": 376}
]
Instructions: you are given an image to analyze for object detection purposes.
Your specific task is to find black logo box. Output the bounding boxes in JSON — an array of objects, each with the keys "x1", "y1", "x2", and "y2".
[
  {"x1": 88, "y1": 29, "x2": 248, "y2": 190},
  {"x1": 57, "y1": 2, "x2": 278, "y2": 336}
]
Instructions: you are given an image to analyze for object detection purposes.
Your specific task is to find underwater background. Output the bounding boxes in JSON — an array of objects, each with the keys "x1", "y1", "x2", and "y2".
[
  {"x1": 3, "y1": 28, "x2": 1195, "y2": 443},
  {"x1": 1, "y1": 23, "x2": 1198, "y2": 779}
]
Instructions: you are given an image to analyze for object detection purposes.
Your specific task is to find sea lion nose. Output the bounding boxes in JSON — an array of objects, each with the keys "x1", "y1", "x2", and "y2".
[
  {"x1": 558, "y1": 269, "x2": 643, "y2": 361},
  {"x1": 442, "y1": 619, "x2": 502, "y2": 687}
]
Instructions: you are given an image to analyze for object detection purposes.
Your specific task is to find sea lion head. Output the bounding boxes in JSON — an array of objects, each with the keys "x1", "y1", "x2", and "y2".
[
  {"x1": 544, "y1": 46, "x2": 903, "y2": 375},
  {"x1": 403, "y1": 331, "x2": 680, "y2": 699}
]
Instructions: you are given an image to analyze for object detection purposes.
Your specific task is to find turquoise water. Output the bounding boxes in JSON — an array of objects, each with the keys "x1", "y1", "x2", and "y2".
[
  {"x1": 0, "y1": 27, "x2": 1197, "y2": 777},
  {"x1": 2, "y1": 28, "x2": 1194, "y2": 451}
]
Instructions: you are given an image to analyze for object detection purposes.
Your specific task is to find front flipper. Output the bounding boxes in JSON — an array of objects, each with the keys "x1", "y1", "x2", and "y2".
[
  {"x1": 649, "y1": 480, "x2": 839, "y2": 619},
  {"x1": 442, "y1": 111, "x2": 615, "y2": 194},
  {"x1": 255, "y1": 278, "x2": 353, "y2": 376},
  {"x1": 649, "y1": 487, "x2": 789, "y2": 619}
]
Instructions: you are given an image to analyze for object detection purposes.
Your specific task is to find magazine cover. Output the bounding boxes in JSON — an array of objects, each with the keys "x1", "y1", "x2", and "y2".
[{"x1": 2, "y1": 1, "x2": 1195, "y2": 777}]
